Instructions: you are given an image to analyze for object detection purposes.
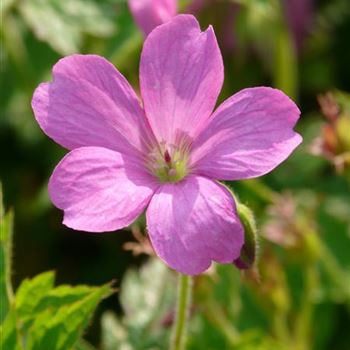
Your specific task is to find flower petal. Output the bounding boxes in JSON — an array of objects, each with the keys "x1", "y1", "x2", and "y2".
[
  {"x1": 140, "y1": 14, "x2": 224, "y2": 145},
  {"x1": 49, "y1": 147, "x2": 158, "y2": 232},
  {"x1": 146, "y1": 176, "x2": 244, "y2": 275},
  {"x1": 32, "y1": 54, "x2": 155, "y2": 157},
  {"x1": 190, "y1": 87, "x2": 302, "y2": 180},
  {"x1": 128, "y1": 0, "x2": 177, "y2": 36},
  {"x1": 284, "y1": 0, "x2": 314, "y2": 50}
]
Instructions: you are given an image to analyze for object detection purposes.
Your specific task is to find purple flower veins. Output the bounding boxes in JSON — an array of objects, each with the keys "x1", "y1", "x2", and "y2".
[{"x1": 32, "y1": 15, "x2": 302, "y2": 275}]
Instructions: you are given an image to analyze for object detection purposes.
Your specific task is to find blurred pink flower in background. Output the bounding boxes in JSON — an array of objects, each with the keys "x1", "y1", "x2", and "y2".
[
  {"x1": 128, "y1": 0, "x2": 177, "y2": 35},
  {"x1": 311, "y1": 92, "x2": 350, "y2": 173},
  {"x1": 190, "y1": 0, "x2": 314, "y2": 52},
  {"x1": 282, "y1": 0, "x2": 314, "y2": 50},
  {"x1": 32, "y1": 15, "x2": 301, "y2": 275}
]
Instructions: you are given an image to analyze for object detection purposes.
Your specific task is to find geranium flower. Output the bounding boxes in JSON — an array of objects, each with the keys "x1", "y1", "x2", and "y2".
[
  {"x1": 128, "y1": 0, "x2": 177, "y2": 35},
  {"x1": 32, "y1": 15, "x2": 302, "y2": 275}
]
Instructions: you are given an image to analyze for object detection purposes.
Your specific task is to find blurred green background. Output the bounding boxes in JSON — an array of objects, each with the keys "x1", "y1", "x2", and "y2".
[{"x1": 1, "y1": 0, "x2": 350, "y2": 349}]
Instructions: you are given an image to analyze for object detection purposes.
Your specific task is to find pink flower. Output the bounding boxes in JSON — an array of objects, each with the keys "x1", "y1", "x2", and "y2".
[
  {"x1": 32, "y1": 15, "x2": 302, "y2": 275},
  {"x1": 283, "y1": 0, "x2": 314, "y2": 50},
  {"x1": 191, "y1": 0, "x2": 314, "y2": 52},
  {"x1": 128, "y1": 0, "x2": 177, "y2": 35}
]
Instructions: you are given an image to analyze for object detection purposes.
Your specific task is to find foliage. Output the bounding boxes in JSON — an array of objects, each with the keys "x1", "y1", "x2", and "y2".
[
  {"x1": 17, "y1": 0, "x2": 115, "y2": 55},
  {"x1": 0, "y1": 191, "x2": 113, "y2": 350},
  {"x1": 101, "y1": 258, "x2": 175, "y2": 349}
]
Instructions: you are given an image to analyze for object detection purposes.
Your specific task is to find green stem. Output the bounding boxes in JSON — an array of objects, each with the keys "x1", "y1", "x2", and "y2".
[
  {"x1": 317, "y1": 236, "x2": 350, "y2": 305},
  {"x1": 204, "y1": 300, "x2": 240, "y2": 347},
  {"x1": 273, "y1": 309, "x2": 291, "y2": 348},
  {"x1": 0, "y1": 182, "x2": 15, "y2": 322},
  {"x1": 274, "y1": 2, "x2": 299, "y2": 101},
  {"x1": 293, "y1": 263, "x2": 317, "y2": 350},
  {"x1": 109, "y1": 32, "x2": 142, "y2": 71},
  {"x1": 240, "y1": 179, "x2": 279, "y2": 204},
  {"x1": 170, "y1": 274, "x2": 192, "y2": 350},
  {"x1": 274, "y1": 25, "x2": 298, "y2": 101},
  {"x1": 5, "y1": 211, "x2": 15, "y2": 303}
]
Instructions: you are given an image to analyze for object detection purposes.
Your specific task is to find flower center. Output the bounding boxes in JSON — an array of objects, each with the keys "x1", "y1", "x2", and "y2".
[{"x1": 147, "y1": 143, "x2": 189, "y2": 183}]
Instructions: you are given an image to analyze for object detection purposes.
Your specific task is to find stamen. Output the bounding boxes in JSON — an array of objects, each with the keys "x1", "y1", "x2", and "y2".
[{"x1": 147, "y1": 142, "x2": 189, "y2": 183}]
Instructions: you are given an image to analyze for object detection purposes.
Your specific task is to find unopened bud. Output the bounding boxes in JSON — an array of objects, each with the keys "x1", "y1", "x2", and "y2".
[{"x1": 234, "y1": 203, "x2": 258, "y2": 270}]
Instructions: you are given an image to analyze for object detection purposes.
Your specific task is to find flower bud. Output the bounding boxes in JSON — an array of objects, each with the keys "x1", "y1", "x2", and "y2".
[
  {"x1": 233, "y1": 202, "x2": 258, "y2": 270},
  {"x1": 312, "y1": 91, "x2": 350, "y2": 174}
]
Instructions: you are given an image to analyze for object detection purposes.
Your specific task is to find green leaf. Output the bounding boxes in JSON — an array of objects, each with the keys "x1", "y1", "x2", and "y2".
[
  {"x1": 120, "y1": 258, "x2": 174, "y2": 329},
  {"x1": 101, "y1": 259, "x2": 175, "y2": 350},
  {"x1": 0, "y1": 309, "x2": 22, "y2": 350},
  {"x1": 18, "y1": 0, "x2": 115, "y2": 55},
  {"x1": 27, "y1": 284, "x2": 112, "y2": 350},
  {"x1": 101, "y1": 311, "x2": 129, "y2": 350},
  {"x1": 15, "y1": 271, "x2": 55, "y2": 322},
  {"x1": 7, "y1": 269, "x2": 113, "y2": 349},
  {"x1": 33, "y1": 284, "x2": 95, "y2": 314},
  {"x1": 0, "y1": 183, "x2": 14, "y2": 322}
]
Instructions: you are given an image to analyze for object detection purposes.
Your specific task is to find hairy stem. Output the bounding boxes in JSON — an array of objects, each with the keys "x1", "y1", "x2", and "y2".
[{"x1": 170, "y1": 274, "x2": 192, "y2": 350}]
